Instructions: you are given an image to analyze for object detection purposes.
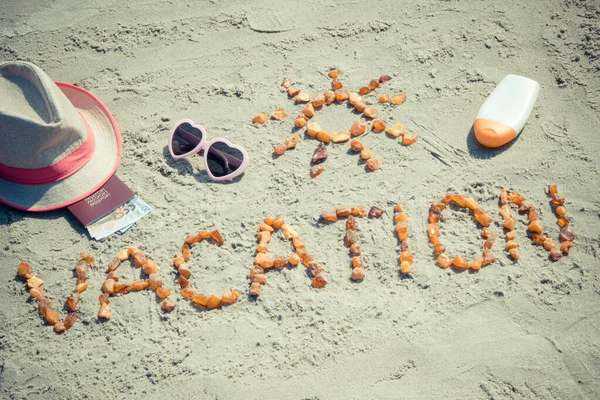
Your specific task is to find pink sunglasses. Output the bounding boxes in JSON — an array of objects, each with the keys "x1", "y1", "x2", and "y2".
[{"x1": 168, "y1": 119, "x2": 249, "y2": 181}]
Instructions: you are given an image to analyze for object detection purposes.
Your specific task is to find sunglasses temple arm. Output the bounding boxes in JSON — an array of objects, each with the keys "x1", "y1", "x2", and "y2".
[
  {"x1": 208, "y1": 147, "x2": 242, "y2": 169},
  {"x1": 176, "y1": 127, "x2": 202, "y2": 146}
]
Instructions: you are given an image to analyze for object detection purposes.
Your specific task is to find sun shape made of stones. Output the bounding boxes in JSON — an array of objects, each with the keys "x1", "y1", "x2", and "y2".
[{"x1": 253, "y1": 68, "x2": 419, "y2": 177}]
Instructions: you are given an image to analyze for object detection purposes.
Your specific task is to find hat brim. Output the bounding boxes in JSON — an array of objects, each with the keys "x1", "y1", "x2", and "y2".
[{"x1": 0, "y1": 82, "x2": 122, "y2": 212}]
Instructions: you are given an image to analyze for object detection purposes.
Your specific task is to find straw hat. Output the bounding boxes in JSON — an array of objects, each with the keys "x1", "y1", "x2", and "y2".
[{"x1": 0, "y1": 61, "x2": 122, "y2": 211}]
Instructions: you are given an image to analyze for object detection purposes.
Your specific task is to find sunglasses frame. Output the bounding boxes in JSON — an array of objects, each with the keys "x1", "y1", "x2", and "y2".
[{"x1": 168, "y1": 119, "x2": 249, "y2": 181}]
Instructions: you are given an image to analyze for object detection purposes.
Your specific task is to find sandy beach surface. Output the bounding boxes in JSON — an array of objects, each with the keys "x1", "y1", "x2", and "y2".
[{"x1": 1, "y1": 0, "x2": 599, "y2": 399}]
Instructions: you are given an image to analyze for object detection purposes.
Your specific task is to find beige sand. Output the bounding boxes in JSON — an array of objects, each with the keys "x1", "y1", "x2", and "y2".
[{"x1": 1, "y1": 0, "x2": 599, "y2": 398}]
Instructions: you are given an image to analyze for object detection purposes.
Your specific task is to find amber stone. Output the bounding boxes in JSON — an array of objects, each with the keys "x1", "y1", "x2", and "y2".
[
  {"x1": 288, "y1": 254, "x2": 301, "y2": 265},
  {"x1": 349, "y1": 243, "x2": 361, "y2": 255},
  {"x1": 385, "y1": 123, "x2": 404, "y2": 138},
  {"x1": 350, "y1": 119, "x2": 367, "y2": 137},
  {"x1": 400, "y1": 251, "x2": 414, "y2": 264},
  {"x1": 148, "y1": 273, "x2": 165, "y2": 290},
  {"x1": 161, "y1": 297, "x2": 176, "y2": 312},
  {"x1": 284, "y1": 133, "x2": 300, "y2": 149},
  {"x1": 366, "y1": 158, "x2": 380, "y2": 171},
  {"x1": 434, "y1": 245, "x2": 446, "y2": 255},
  {"x1": 482, "y1": 237, "x2": 495, "y2": 251},
  {"x1": 470, "y1": 258, "x2": 483, "y2": 270},
  {"x1": 363, "y1": 107, "x2": 378, "y2": 119},
  {"x1": 559, "y1": 225, "x2": 576, "y2": 242},
  {"x1": 320, "y1": 212, "x2": 338, "y2": 223},
  {"x1": 542, "y1": 237, "x2": 556, "y2": 251},
  {"x1": 312, "y1": 92, "x2": 325, "y2": 108},
  {"x1": 302, "y1": 104, "x2": 315, "y2": 118},
  {"x1": 549, "y1": 248, "x2": 563, "y2": 261},
  {"x1": 274, "y1": 256, "x2": 287, "y2": 268},
  {"x1": 288, "y1": 87, "x2": 300, "y2": 97},
  {"x1": 102, "y1": 279, "x2": 115, "y2": 295},
  {"x1": 313, "y1": 275, "x2": 327, "y2": 288},
  {"x1": 210, "y1": 230, "x2": 224, "y2": 245},
  {"x1": 499, "y1": 204, "x2": 512, "y2": 219},
  {"x1": 117, "y1": 249, "x2": 129, "y2": 261},
  {"x1": 29, "y1": 287, "x2": 45, "y2": 302},
  {"x1": 64, "y1": 312, "x2": 78, "y2": 329},
  {"x1": 132, "y1": 281, "x2": 150, "y2": 291},
  {"x1": 334, "y1": 88, "x2": 350, "y2": 101},
  {"x1": 334, "y1": 207, "x2": 350, "y2": 218},
  {"x1": 17, "y1": 261, "x2": 33, "y2": 280},
  {"x1": 345, "y1": 215, "x2": 356, "y2": 230},
  {"x1": 66, "y1": 293, "x2": 79, "y2": 311},
  {"x1": 560, "y1": 241, "x2": 573, "y2": 254},
  {"x1": 107, "y1": 256, "x2": 122, "y2": 272},
  {"x1": 350, "y1": 139, "x2": 364, "y2": 152},
  {"x1": 295, "y1": 92, "x2": 312, "y2": 103},
  {"x1": 482, "y1": 253, "x2": 496, "y2": 266},
  {"x1": 156, "y1": 286, "x2": 171, "y2": 299},
  {"x1": 272, "y1": 108, "x2": 288, "y2": 120},
  {"x1": 98, "y1": 303, "x2": 111, "y2": 320},
  {"x1": 527, "y1": 220, "x2": 543, "y2": 234},
  {"x1": 351, "y1": 207, "x2": 367, "y2": 217},
  {"x1": 295, "y1": 115, "x2": 307, "y2": 128},
  {"x1": 344, "y1": 230, "x2": 358, "y2": 247},
  {"x1": 249, "y1": 282, "x2": 261, "y2": 296},
  {"x1": 350, "y1": 268, "x2": 366, "y2": 281},
  {"x1": 312, "y1": 142, "x2": 328, "y2": 164},
  {"x1": 178, "y1": 264, "x2": 192, "y2": 279},
  {"x1": 332, "y1": 131, "x2": 351, "y2": 143},
  {"x1": 368, "y1": 206, "x2": 384, "y2": 219},
  {"x1": 390, "y1": 94, "x2": 406, "y2": 105},
  {"x1": 372, "y1": 120, "x2": 386, "y2": 131},
  {"x1": 437, "y1": 254, "x2": 452, "y2": 268},
  {"x1": 402, "y1": 135, "x2": 418, "y2": 145},
  {"x1": 253, "y1": 113, "x2": 269, "y2": 124},
  {"x1": 75, "y1": 282, "x2": 89, "y2": 293},
  {"x1": 310, "y1": 165, "x2": 324, "y2": 178},
  {"x1": 316, "y1": 131, "x2": 332, "y2": 143},
  {"x1": 324, "y1": 91, "x2": 335, "y2": 104}
]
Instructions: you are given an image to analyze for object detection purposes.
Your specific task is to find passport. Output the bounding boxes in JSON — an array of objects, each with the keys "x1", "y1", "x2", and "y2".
[{"x1": 67, "y1": 175, "x2": 135, "y2": 227}]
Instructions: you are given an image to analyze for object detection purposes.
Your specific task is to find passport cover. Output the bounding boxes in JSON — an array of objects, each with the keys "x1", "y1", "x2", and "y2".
[{"x1": 67, "y1": 175, "x2": 135, "y2": 227}]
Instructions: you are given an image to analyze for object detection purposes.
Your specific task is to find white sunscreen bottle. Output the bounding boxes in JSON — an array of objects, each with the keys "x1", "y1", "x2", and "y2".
[{"x1": 474, "y1": 74, "x2": 540, "y2": 148}]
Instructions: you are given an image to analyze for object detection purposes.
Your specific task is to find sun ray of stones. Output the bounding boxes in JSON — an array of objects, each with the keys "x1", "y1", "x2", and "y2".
[
  {"x1": 173, "y1": 230, "x2": 240, "y2": 310},
  {"x1": 250, "y1": 217, "x2": 326, "y2": 297},
  {"x1": 252, "y1": 68, "x2": 415, "y2": 177},
  {"x1": 98, "y1": 247, "x2": 176, "y2": 320},
  {"x1": 429, "y1": 194, "x2": 497, "y2": 271},
  {"x1": 17, "y1": 253, "x2": 94, "y2": 334}
]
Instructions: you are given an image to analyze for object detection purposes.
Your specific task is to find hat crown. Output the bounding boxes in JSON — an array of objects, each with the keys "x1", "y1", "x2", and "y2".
[{"x1": 0, "y1": 61, "x2": 90, "y2": 170}]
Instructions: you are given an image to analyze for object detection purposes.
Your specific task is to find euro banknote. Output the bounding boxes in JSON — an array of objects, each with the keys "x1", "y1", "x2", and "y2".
[{"x1": 87, "y1": 196, "x2": 151, "y2": 240}]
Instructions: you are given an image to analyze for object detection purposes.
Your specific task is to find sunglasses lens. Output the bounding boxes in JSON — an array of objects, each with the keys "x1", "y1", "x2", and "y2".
[
  {"x1": 171, "y1": 123, "x2": 203, "y2": 156},
  {"x1": 206, "y1": 141, "x2": 245, "y2": 178}
]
